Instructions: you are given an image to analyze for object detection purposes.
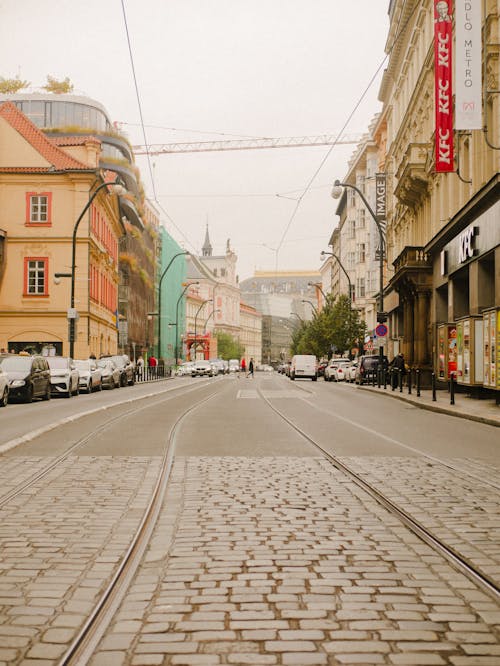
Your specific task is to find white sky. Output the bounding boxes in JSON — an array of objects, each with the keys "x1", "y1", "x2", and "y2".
[{"x1": 1, "y1": 0, "x2": 389, "y2": 281}]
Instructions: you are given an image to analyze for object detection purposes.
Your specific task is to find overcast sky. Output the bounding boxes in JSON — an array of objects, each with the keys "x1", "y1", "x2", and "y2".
[{"x1": 1, "y1": 0, "x2": 389, "y2": 280}]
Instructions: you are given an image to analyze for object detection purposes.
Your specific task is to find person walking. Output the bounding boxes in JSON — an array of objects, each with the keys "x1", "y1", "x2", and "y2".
[
  {"x1": 136, "y1": 355, "x2": 145, "y2": 381},
  {"x1": 148, "y1": 354, "x2": 157, "y2": 379},
  {"x1": 390, "y1": 352, "x2": 406, "y2": 388},
  {"x1": 240, "y1": 358, "x2": 246, "y2": 375},
  {"x1": 246, "y1": 357, "x2": 254, "y2": 378}
]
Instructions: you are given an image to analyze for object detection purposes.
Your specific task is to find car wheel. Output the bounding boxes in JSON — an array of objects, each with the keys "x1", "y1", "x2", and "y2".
[
  {"x1": 65, "y1": 388, "x2": 72, "y2": 398},
  {"x1": 98, "y1": 382, "x2": 103, "y2": 391},
  {"x1": 25, "y1": 385, "x2": 34, "y2": 403},
  {"x1": 129, "y1": 376, "x2": 135, "y2": 386},
  {"x1": 0, "y1": 387, "x2": 8, "y2": 407},
  {"x1": 43, "y1": 384, "x2": 51, "y2": 401},
  {"x1": 87, "y1": 381, "x2": 92, "y2": 394}
]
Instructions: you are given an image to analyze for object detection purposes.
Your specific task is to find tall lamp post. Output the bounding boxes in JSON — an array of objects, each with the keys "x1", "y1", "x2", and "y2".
[
  {"x1": 158, "y1": 250, "x2": 190, "y2": 360},
  {"x1": 175, "y1": 281, "x2": 199, "y2": 365},
  {"x1": 331, "y1": 179, "x2": 386, "y2": 374},
  {"x1": 319, "y1": 251, "x2": 352, "y2": 302},
  {"x1": 307, "y1": 281, "x2": 328, "y2": 303},
  {"x1": 192, "y1": 299, "x2": 212, "y2": 360},
  {"x1": 289, "y1": 312, "x2": 303, "y2": 323},
  {"x1": 55, "y1": 177, "x2": 125, "y2": 359},
  {"x1": 301, "y1": 299, "x2": 318, "y2": 316}
]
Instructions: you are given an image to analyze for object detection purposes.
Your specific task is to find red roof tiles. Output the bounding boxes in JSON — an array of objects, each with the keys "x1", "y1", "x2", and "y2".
[{"x1": 0, "y1": 101, "x2": 90, "y2": 171}]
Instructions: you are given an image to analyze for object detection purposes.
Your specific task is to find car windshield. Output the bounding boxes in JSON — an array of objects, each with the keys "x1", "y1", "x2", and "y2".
[
  {"x1": 110, "y1": 356, "x2": 125, "y2": 366},
  {"x1": 47, "y1": 357, "x2": 69, "y2": 369},
  {"x1": 0, "y1": 356, "x2": 32, "y2": 371},
  {"x1": 97, "y1": 359, "x2": 112, "y2": 368},
  {"x1": 74, "y1": 360, "x2": 90, "y2": 370}
]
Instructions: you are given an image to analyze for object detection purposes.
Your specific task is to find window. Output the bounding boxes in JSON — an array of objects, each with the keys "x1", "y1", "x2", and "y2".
[
  {"x1": 357, "y1": 209, "x2": 366, "y2": 229},
  {"x1": 346, "y1": 252, "x2": 355, "y2": 270},
  {"x1": 24, "y1": 257, "x2": 48, "y2": 296},
  {"x1": 356, "y1": 243, "x2": 366, "y2": 263},
  {"x1": 356, "y1": 277, "x2": 366, "y2": 298},
  {"x1": 26, "y1": 192, "x2": 51, "y2": 225},
  {"x1": 348, "y1": 220, "x2": 356, "y2": 238}
]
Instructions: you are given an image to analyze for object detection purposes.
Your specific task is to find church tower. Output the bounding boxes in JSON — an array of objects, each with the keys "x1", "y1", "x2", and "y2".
[{"x1": 202, "y1": 224, "x2": 212, "y2": 257}]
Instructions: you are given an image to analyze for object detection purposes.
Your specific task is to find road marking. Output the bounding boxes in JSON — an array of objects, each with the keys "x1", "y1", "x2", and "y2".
[{"x1": 237, "y1": 390, "x2": 259, "y2": 399}]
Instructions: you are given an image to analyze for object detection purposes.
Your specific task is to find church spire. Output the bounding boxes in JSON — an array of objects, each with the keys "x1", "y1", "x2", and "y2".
[{"x1": 202, "y1": 223, "x2": 212, "y2": 257}]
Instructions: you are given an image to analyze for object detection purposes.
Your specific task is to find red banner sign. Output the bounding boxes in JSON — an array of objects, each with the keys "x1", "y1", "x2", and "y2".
[{"x1": 434, "y1": 0, "x2": 454, "y2": 172}]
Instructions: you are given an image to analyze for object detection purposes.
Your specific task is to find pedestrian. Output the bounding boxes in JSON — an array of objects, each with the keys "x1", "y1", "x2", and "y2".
[
  {"x1": 148, "y1": 354, "x2": 157, "y2": 378},
  {"x1": 241, "y1": 358, "x2": 246, "y2": 375},
  {"x1": 136, "y1": 355, "x2": 144, "y2": 380},
  {"x1": 246, "y1": 357, "x2": 254, "y2": 378},
  {"x1": 390, "y1": 352, "x2": 406, "y2": 388}
]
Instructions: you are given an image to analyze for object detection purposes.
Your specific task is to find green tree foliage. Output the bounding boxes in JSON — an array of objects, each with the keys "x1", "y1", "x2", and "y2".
[
  {"x1": 42, "y1": 75, "x2": 74, "y2": 94},
  {"x1": 215, "y1": 331, "x2": 245, "y2": 360},
  {"x1": 0, "y1": 76, "x2": 30, "y2": 93},
  {"x1": 290, "y1": 294, "x2": 366, "y2": 359}
]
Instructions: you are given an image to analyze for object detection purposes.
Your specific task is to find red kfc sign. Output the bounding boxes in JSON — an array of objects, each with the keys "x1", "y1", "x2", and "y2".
[{"x1": 434, "y1": 0, "x2": 454, "y2": 172}]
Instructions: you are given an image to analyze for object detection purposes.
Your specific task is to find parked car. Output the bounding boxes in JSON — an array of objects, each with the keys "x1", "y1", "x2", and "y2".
[
  {"x1": 101, "y1": 354, "x2": 135, "y2": 386},
  {"x1": 355, "y1": 354, "x2": 388, "y2": 385},
  {"x1": 47, "y1": 356, "x2": 80, "y2": 398},
  {"x1": 290, "y1": 354, "x2": 317, "y2": 381},
  {"x1": 97, "y1": 358, "x2": 121, "y2": 389},
  {"x1": 0, "y1": 353, "x2": 51, "y2": 402},
  {"x1": 74, "y1": 359, "x2": 102, "y2": 393},
  {"x1": 347, "y1": 361, "x2": 358, "y2": 383},
  {"x1": 210, "y1": 359, "x2": 227, "y2": 375},
  {"x1": 192, "y1": 360, "x2": 215, "y2": 377},
  {"x1": 0, "y1": 366, "x2": 9, "y2": 406},
  {"x1": 177, "y1": 361, "x2": 195, "y2": 376},
  {"x1": 228, "y1": 359, "x2": 240, "y2": 373},
  {"x1": 317, "y1": 361, "x2": 328, "y2": 377},
  {"x1": 324, "y1": 358, "x2": 352, "y2": 382}
]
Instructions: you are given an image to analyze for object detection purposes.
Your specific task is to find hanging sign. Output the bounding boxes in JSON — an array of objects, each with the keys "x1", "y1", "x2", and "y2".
[
  {"x1": 434, "y1": 0, "x2": 454, "y2": 172},
  {"x1": 375, "y1": 173, "x2": 386, "y2": 221},
  {"x1": 455, "y1": 1, "x2": 482, "y2": 129}
]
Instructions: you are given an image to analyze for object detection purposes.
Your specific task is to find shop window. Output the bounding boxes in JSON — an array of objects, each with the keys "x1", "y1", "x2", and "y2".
[
  {"x1": 26, "y1": 192, "x2": 52, "y2": 225},
  {"x1": 24, "y1": 257, "x2": 48, "y2": 296}
]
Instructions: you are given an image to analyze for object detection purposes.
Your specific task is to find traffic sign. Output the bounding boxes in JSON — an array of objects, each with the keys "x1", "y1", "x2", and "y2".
[{"x1": 375, "y1": 323, "x2": 388, "y2": 337}]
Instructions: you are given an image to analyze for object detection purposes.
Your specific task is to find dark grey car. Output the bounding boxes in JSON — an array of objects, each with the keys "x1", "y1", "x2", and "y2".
[{"x1": 0, "y1": 354, "x2": 51, "y2": 402}]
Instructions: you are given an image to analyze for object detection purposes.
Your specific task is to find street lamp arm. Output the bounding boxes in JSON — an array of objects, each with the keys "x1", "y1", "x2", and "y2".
[
  {"x1": 158, "y1": 250, "x2": 190, "y2": 358},
  {"x1": 321, "y1": 251, "x2": 352, "y2": 301},
  {"x1": 333, "y1": 180, "x2": 385, "y2": 247}
]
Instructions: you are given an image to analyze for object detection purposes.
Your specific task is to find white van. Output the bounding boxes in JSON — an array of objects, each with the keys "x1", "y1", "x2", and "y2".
[{"x1": 290, "y1": 354, "x2": 317, "y2": 381}]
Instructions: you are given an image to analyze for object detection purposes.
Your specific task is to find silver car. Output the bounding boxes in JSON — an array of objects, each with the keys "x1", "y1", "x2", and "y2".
[
  {"x1": 47, "y1": 356, "x2": 80, "y2": 397},
  {"x1": 97, "y1": 358, "x2": 121, "y2": 389},
  {"x1": 0, "y1": 367, "x2": 9, "y2": 406},
  {"x1": 191, "y1": 360, "x2": 214, "y2": 377},
  {"x1": 74, "y1": 359, "x2": 102, "y2": 393}
]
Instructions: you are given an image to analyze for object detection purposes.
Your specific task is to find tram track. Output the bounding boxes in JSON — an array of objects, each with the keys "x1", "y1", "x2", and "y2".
[
  {"x1": 57, "y1": 379, "x2": 230, "y2": 666},
  {"x1": 0, "y1": 377, "x2": 221, "y2": 507},
  {"x1": 258, "y1": 384, "x2": 500, "y2": 603}
]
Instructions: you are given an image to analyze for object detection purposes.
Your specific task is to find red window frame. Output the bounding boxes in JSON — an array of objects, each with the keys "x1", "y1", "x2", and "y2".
[
  {"x1": 24, "y1": 257, "x2": 49, "y2": 297},
  {"x1": 26, "y1": 192, "x2": 52, "y2": 226}
]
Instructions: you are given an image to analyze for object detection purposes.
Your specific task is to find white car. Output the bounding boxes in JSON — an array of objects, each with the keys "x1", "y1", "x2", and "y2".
[
  {"x1": 191, "y1": 360, "x2": 214, "y2": 377},
  {"x1": 0, "y1": 367, "x2": 9, "y2": 406},
  {"x1": 347, "y1": 361, "x2": 358, "y2": 383},
  {"x1": 324, "y1": 358, "x2": 351, "y2": 382},
  {"x1": 74, "y1": 359, "x2": 102, "y2": 393},
  {"x1": 47, "y1": 356, "x2": 80, "y2": 397},
  {"x1": 177, "y1": 361, "x2": 195, "y2": 376}
]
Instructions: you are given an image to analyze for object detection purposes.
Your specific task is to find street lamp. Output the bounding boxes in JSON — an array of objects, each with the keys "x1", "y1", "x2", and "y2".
[
  {"x1": 175, "y1": 281, "x2": 199, "y2": 365},
  {"x1": 56, "y1": 176, "x2": 125, "y2": 359},
  {"x1": 289, "y1": 312, "x2": 303, "y2": 323},
  {"x1": 331, "y1": 179, "x2": 386, "y2": 375},
  {"x1": 307, "y1": 281, "x2": 328, "y2": 302},
  {"x1": 203, "y1": 308, "x2": 221, "y2": 331},
  {"x1": 193, "y1": 299, "x2": 212, "y2": 360},
  {"x1": 320, "y1": 251, "x2": 352, "y2": 302},
  {"x1": 158, "y1": 251, "x2": 190, "y2": 359},
  {"x1": 301, "y1": 299, "x2": 318, "y2": 316}
]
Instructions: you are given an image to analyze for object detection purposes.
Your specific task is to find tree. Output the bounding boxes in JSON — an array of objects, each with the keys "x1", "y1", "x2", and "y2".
[
  {"x1": 290, "y1": 294, "x2": 366, "y2": 359},
  {"x1": 215, "y1": 331, "x2": 244, "y2": 360},
  {"x1": 0, "y1": 76, "x2": 30, "y2": 93},
  {"x1": 42, "y1": 75, "x2": 74, "y2": 94}
]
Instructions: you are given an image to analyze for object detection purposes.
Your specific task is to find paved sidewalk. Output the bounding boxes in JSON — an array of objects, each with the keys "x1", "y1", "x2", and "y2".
[{"x1": 359, "y1": 382, "x2": 500, "y2": 427}]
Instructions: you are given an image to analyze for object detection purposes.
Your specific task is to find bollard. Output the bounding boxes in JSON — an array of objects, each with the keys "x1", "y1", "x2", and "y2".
[
  {"x1": 372, "y1": 369, "x2": 376, "y2": 387},
  {"x1": 383, "y1": 368, "x2": 387, "y2": 390},
  {"x1": 408, "y1": 368, "x2": 412, "y2": 395},
  {"x1": 431, "y1": 371, "x2": 436, "y2": 401},
  {"x1": 416, "y1": 368, "x2": 421, "y2": 397},
  {"x1": 391, "y1": 368, "x2": 396, "y2": 391},
  {"x1": 399, "y1": 368, "x2": 403, "y2": 392},
  {"x1": 377, "y1": 365, "x2": 381, "y2": 388},
  {"x1": 450, "y1": 371, "x2": 455, "y2": 405}
]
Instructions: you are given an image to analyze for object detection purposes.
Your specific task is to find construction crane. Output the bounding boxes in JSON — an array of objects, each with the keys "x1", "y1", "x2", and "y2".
[{"x1": 132, "y1": 134, "x2": 363, "y2": 155}]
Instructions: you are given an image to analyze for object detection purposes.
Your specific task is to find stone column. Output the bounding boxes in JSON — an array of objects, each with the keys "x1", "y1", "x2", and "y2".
[
  {"x1": 403, "y1": 295, "x2": 414, "y2": 363},
  {"x1": 415, "y1": 289, "x2": 431, "y2": 365}
]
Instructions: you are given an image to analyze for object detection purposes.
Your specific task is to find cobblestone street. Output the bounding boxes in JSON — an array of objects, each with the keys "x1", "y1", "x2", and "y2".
[{"x1": 90, "y1": 457, "x2": 500, "y2": 665}]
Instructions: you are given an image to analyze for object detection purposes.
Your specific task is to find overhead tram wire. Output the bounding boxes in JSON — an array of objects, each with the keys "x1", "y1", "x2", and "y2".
[
  {"x1": 120, "y1": 0, "x2": 199, "y2": 256},
  {"x1": 273, "y1": 0, "x2": 421, "y2": 260}
]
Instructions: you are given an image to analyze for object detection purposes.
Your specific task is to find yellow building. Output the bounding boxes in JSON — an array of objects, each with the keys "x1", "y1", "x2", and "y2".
[{"x1": 0, "y1": 101, "x2": 125, "y2": 358}]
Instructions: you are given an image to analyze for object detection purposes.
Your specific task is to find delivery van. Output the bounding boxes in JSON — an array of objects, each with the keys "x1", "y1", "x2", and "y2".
[{"x1": 290, "y1": 354, "x2": 317, "y2": 381}]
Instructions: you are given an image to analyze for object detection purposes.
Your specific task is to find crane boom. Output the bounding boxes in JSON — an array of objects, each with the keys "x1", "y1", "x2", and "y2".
[{"x1": 132, "y1": 134, "x2": 363, "y2": 155}]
